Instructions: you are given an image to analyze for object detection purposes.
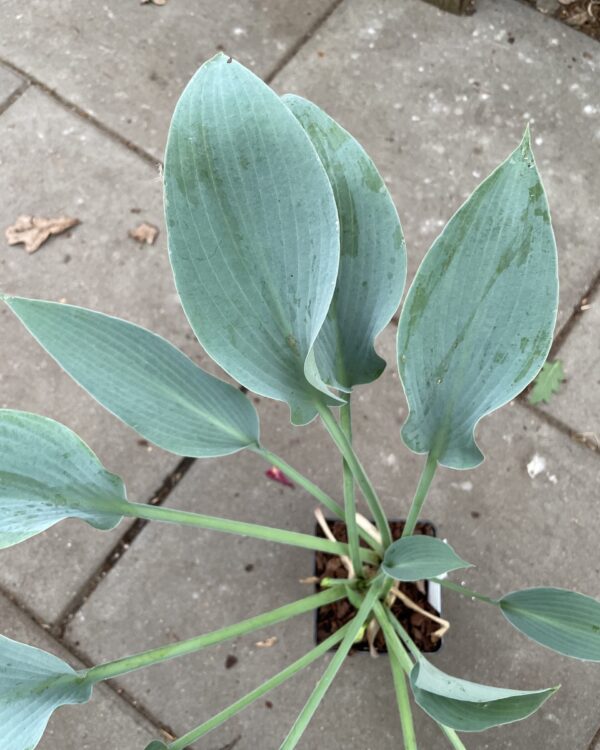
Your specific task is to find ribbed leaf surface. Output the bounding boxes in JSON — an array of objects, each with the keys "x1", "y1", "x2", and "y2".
[
  {"x1": 398, "y1": 131, "x2": 558, "y2": 468},
  {"x1": 4, "y1": 297, "x2": 259, "y2": 457},
  {"x1": 284, "y1": 94, "x2": 406, "y2": 390},
  {"x1": 383, "y1": 536, "x2": 471, "y2": 581},
  {"x1": 164, "y1": 54, "x2": 342, "y2": 424},
  {"x1": 500, "y1": 587, "x2": 600, "y2": 661},
  {"x1": 0, "y1": 409, "x2": 125, "y2": 548},
  {"x1": 411, "y1": 658, "x2": 557, "y2": 732},
  {"x1": 0, "y1": 634, "x2": 92, "y2": 750}
]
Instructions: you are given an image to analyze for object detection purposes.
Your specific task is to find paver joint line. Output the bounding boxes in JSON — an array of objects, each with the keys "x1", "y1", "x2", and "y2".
[
  {"x1": 51, "y1": 455, "x2": 196, "y2": 638},
  {"x1": 0, "y1": 54, "x2": 161, "y2": 169},
  {"x1": 588, "y1": 723, "x2": 600, "y2": 750},
  {"x1": 0, "y1": 583, "x2": 174, "y2": 740},
  {"x1": 546, "y1": 267, "x2": 600, "y2": 360},
  {"x1": 519, "y1": 399, "x2": 600, "y2": 455},
  {"x1": 263, "y1": 0, "x2": 347, "y2": 84},
  {"x1": 0, "y1": 0, "x2": 345, "y2": 178},
  {"x1": 517, "y1": 268, "x2": 600, "y2": 456},
  {"x1": 0, "y1": 78, "x2": 30, "y2": 118}
]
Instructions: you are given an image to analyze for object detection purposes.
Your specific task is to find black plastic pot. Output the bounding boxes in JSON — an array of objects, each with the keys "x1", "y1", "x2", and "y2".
[{"x1": 313, "y1": 518, "x2": 442, "y2": 654}]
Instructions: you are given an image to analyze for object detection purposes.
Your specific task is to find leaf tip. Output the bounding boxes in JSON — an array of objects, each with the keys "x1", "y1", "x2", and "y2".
[
  {"x1": 0, "y1": 293, "x2": 16, "y2": 306},
  {"x1": 211, "y1": 50, "x2": 230, "y2": 63}
]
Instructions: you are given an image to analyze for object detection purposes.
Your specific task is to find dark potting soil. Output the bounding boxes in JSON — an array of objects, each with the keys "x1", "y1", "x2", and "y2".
[
  {"x1": 314, "y1": 520, "x2": 442, "y2": 654},
  {"x1": 522, "y1": 0, "x2": 600, "y2": 42}
]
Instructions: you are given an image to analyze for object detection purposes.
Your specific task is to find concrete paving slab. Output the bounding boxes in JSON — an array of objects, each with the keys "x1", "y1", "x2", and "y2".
[
  {"x1": 0, "y1": 86, "x2": 198, "y2": 623},
  {"x1": 538, "y1": 288, "x2": 600, "y2": 444},
  {"x1": 0, "y1": 590, "x2": 156, "y2": 750},
  {"x1": 272, "y1": 0, "x2": 600, "y2": 330},
  {"x1": 65, "y1": 325, "x2": 600, "y2": 748},
  {"x1": 0, "y1": 0, "x2": 340, "y2": 159},
  {"x1": 0, "y1": 62, "x2": 24, "y2": 108}
]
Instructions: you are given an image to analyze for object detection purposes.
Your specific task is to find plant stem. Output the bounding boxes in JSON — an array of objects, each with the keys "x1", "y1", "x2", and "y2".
[
  {"x1": 402, "y1": 451, "x2": 438, "y2": 537},
  {"x1": 439, "y1": 725, "x2": 468, "y2": 750},
  {"x1": 120, "y1": 501, "x2": 378, "y2": 564},
  {"x1": 314, "y1": 402, "x2": 392, "y2": 549},
  {"x1": 83, "y1": 588, "x2": 345, "y2": 685},
  {"x1": 320, "y1": 577, "x2": 354, "y2": 588},
  {"x1": 387, "y1": 613, "x2": 422, "y2": 662},
  {"x1": 372, "y1": 601, "x2": 415, "y2": 674},
  {"x1": 389, "y1": 657, "x2": 419, "y2": 750},
  {"x1": 375, "y1": 604, "x2": 467, "y2": 750},
  {"x1": 376, "y1": 605, "x2": 418, "y2": 750},
  {"x1": 252, "y1": 445, "x2": 342, "y2": 516},
  {"x1": 340, "y1": 398, "x2": 363, "y2": 576},
  {"x1": 431, "y1": 577, "x2": 496, "y2": 606},
  {"x1": 253, "y1": 444, "x2": 383, "y2": 554},
  {"x1": 280, "y1": 582, "x2": 383, "y2": 750},
  {"x1": 168, "y1": 624, "x2": 351, "y2": 750},
  {"x1": 373, "y1": 602, "x2": 466, "y2": 750}
]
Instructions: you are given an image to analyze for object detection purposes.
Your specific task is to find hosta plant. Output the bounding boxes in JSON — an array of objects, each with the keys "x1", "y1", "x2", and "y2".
[{"x1": 1, "y1": 54, "x2": 598, "y2": 750}]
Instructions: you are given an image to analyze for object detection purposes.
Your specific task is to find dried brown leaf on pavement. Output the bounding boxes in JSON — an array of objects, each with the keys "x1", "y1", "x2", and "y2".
[
  {"x1": 5, "y1": 215, "x2": 79, "y2": 254},
  {"x1": 129, "y1": 222, "x2": 159, "y2": 245}
]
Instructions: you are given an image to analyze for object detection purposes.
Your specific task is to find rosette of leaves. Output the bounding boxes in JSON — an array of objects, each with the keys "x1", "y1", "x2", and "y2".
[{"x1": 2, "y1": 53, "x2": 599, "y2": 750}]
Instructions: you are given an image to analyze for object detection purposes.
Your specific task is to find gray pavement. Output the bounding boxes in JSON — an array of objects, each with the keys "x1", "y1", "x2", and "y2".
[
  {"x1": 0, "y1": 593, "x2": 158, "y2": 748},
  {"x1": 540, "y1": 285, "x2": 600, "y2": 445},
  {"x1": 65, "y1": 326, "x2": 600, "y2": 749},
  {"x1": 0, "y1": 0, "x2": 340, "y2": 159},
  {"x1": 273, "y1": 0, "x2": 600, "y2": 330},
  {"x1": 0, "y1": 0, "x2": 599, "y2": 748},
  {"x1": 0, "y1": 64, "x2": 23, "y2": 108}
]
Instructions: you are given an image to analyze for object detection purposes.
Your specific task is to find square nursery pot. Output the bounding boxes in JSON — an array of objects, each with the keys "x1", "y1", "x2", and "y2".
[{"x1": 314, "y1": 519, "x2": 442, "y2": 654}]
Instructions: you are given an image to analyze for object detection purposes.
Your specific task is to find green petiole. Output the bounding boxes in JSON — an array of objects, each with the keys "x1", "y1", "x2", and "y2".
[
  {"x1": 439, "y1": 724, "x2": 468, "y2": 750},
  {"x1": 387, "y1": 611, "x2": 424, "y2": 662},
  {"x1": 340, "y1": 398, "x2": 363, "y2": 576},
  {"x1": 83, "y1": 588, "x2": 345, "y2": 685},
  {"x1": 280, "y1": 581, "x2": 384, "y2": 749},
  {"x1": 118, "y1": 500, "x2": 379, "y2": 563},
  {"x1": 402, "y1": 451, "x2": 438, "y2": 538},
  {"x1": 167, "y1": 623, "x2": 352, "y2": 750},
  {"x1": 378, "y1": 608, "x2": 418, "y2": 750},
  {"x1": 431, "y1": 577, "x2": 496, "y2": 605},
  {"x1": 315, "y1": 401, "x2": 392, "y2": 549},
  {"x1": 374, "y1": 604, "x2": 466, "y2": 750},
  {"x1": 253, "y1": 444, "x2": 383, "y2": 555},
  {"x1": 372, "y1": 601, "x2": 415, "y2": 675}
]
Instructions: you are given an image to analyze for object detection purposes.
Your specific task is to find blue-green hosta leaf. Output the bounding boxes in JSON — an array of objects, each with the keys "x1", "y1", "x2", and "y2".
[
  {"x1": 0, "y1": 409, "x2": 126, "y2": 548},
  {"x1": 398, "y1": 130, "x2": 558, "y2": 469},
  {"x1": 284, "y1": 94, "x2": 406, "y2": 391},
  {"x1": 3, "y1": 296, "x2": 259, "y2": 457},
  {"x1": 382, "y1": 535, "x2": 471, "y2": 581},
  {"x1": 410, "y1": 658, "x2": 557, "y2": 732},
  {"x1": 500, "y1": 587, "x2": 600, "y2": 661},
  {"x1": 0, "y1": 634, "x2": 92, "y2": 750},
  {"x1": 164, "y1": 54, "x2": 343, "y2": 426}
]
